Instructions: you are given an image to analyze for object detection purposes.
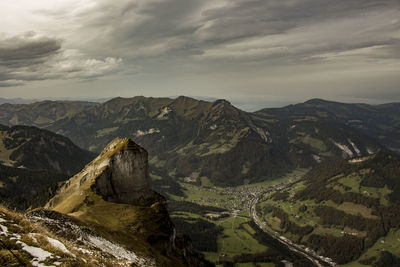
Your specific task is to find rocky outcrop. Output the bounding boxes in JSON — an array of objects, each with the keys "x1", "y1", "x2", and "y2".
[
  {"x1": 92, "y1": 138, "x2": 159, "y2": 205},
  {"x1": 43, "y1": 137, "x2": 211, "y2": 266},
  {"x1": 45, "y1": 137, "x2": 162, "y2": 211}
]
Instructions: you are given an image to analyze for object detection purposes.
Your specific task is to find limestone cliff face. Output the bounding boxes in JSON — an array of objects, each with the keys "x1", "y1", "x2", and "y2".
[
  {"x1": 92, "y1": 138, "x2": 156, "y2": 205},
  {"x1": 44, "y1": 138, "x2": 208, "y2": 266},
  {"x1": 45, "y1": 137, "x2": 161, "y2": 212}
]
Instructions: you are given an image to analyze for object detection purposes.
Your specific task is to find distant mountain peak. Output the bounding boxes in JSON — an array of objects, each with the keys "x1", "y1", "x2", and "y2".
[
  {"x1": 175, "y1": 95, "x2": 194, "y2": 100},
  {"x1": 213, "y1": 99, "x2": 231, "y2": 105},
  {"x1": 304, "y1": 98, "x2": 333, "y2": 104}
]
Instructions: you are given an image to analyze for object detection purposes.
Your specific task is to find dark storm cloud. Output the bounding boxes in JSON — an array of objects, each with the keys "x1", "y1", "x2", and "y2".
[
  {"x1": 70, "y1": 0, "x2": 206, "y2": 59},
  {"x1": 0, "y1": 32, "x2": 61, "y2": 65},
  {"x1": 195, "y1": 0, "x2": 398, "y2": 49},
  {"x1": 0, "y1": 32, "x2": 122, "y2": 86},
  {"x1": 195, "y1": 0, "x2": 400, "y2": 61},
  {"x1": 0, "y1": 31, "x2": 61, "y2": 66},
  {"x1": 62, "y1": 0, "x2": 398, "y2": 68},
  {"x1": 203, "y1": 0, "x2": 392, "y2": 22}
]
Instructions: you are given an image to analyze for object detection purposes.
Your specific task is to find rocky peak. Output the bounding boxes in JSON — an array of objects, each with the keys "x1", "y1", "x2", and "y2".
[
  {"x1": 45, "y1": 137, "x2": 161, "y2": 212},
  {"x1": 92, "y1": 137, "x2": 157, "y2": 205},
  {"x1": 213, "y1": 99, "x2": 231, "y2": 105},
  {"x1": 42, "y1": 138, "x2": 208, "y2": 266}
]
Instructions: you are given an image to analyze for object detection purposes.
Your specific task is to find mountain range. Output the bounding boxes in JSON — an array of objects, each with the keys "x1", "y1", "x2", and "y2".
[
  {"x1": 257, "y1": 98, "x2": 400, "y2": 154},
  {"x1": 0, "y1": 96, "x2": 399, "y2": 266},
  {"x1": 0, "y1": 96, "x2": 394, "y2": 187}
]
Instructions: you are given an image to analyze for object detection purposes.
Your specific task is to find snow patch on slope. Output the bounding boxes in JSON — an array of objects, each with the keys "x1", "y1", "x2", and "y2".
[
  {"x1": 157, "y1": 106, "x2": 172, "y2": 119},
  {"x1": 29, "y1": 213, "x2": 156, "y2": 267},
  {"x1": 17, "y1": 241, "x2": 53, "y2": 267},
  {"x1": 312, "y1": 154, "x2": 322, "y2": 163},
  {"x1": 255, "y1": 127, "x2": 272, "y2": 143},
  {"x1": 0, "y1": 224, "x2": 8, "y2": 235},
  {"x1": 135, "y1": 128, "x2": 160, "y2": 137},
  {"x1": 349, "y1": 155, "x2": 373, "y2": 163},
  {"x1": 347, "y1": 139, "x2": 361, "y2": 156},
  {"x1": 332, "y1": 141, "x2": 353, "y2": 157},
  {"x1": 209, "y1": 124, "x2": 217, "y2": 130},
  {"x1": 0, "y1": 220, "x2": 55, "y2": 267},
  {"x1": 87, "y1": 235, "x2": 140, "y2": 262},
  {"x1": 46, "y1": 237, "x2": 70, "y2": 254}
]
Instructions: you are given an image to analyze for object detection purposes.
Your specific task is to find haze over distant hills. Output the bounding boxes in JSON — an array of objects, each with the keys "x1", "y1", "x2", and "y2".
[
  {"x1": 1, "y1": 96, "x2": 396, "y2": 112},
  {"x1": 1, "y1": 96, "x2": 397, "y2": 187},
  {"x1": 0, "y1": 98, "x2": 41, "y2": 105}
]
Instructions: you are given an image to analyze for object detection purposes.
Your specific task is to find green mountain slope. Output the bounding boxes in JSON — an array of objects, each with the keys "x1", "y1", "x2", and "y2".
[
  {"x1": 0, "y1": 100, "x2": 96, "y2": 127},
  {"x1": 0, "y1": 164, "x2": 67, "y2": 209},
  {"x1": 0, "y1": 97, "x2": 387, "y2": 186},
  {"x1": 40, "y1": 96, "x2": 293, "y2": 186},
  {"x1": 0, "y1": 124, "x2": 95, "y2": 175},
  {"x1": 0, "y1": 124, "x2": 95, "y2": 209},
  {"x1": 257, "y1": 152, "x2": 400, "y2": 265},
  {"x1": 256, "y1": 98, "x2": 400, "y2": 153}
]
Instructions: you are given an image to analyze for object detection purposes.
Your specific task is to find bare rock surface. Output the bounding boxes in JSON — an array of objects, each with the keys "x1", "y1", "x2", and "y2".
[{"x1": 92, "y1": 138, "x2": 157, "y2": 204}]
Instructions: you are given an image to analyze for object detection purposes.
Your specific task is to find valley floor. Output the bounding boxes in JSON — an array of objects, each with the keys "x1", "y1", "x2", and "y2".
[{"x1": 165, "y1": 168, "x2": 312, "y2": 266}]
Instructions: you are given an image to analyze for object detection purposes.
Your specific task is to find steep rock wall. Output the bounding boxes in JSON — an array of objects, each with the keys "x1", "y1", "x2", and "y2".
[{"x1": 92, "y1": 139, "x2": 156, "y2": 205}]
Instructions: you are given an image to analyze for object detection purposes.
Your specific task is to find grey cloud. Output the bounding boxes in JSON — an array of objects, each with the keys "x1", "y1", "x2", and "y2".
[
  {"x1": 196, "y1": 0, "x2": 400, "y2": 58},
  {"x1": 0, "y1": 31, "x2": 61, "y2": 66},
  {"x1": 64, "y1": 0, "x2": 399, "y2": 66},
  {"x1": 194, "y1": 17, "x2": 295, "y2": 45},
  {"x1": 0, "y1": 80, "x2": 24, "y2": 87},
  {"x1": 73, "y1": 0, "x2": 203, "y2": 48},
  {"x1": 203, "y1": 0, "x2": 392, "y2": 21},
  {"x1": 0, "y1": 32, "x2": 123, "y2": 86}
]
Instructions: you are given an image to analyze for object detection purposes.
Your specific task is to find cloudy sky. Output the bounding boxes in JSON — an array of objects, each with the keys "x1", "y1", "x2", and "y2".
[{"x1": 0, "y1": 0, "x2": 399, "y2": 110}]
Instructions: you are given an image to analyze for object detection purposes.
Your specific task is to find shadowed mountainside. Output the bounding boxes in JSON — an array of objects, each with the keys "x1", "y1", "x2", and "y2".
[
  {"x1": 258, "y1": 151, "x2": 400, "y2": 265},
  {"x1": 0, "y1": 124, "x2": 95, "y2": 209},
  {"x1": 0, "y1": 97, "x2": 391, "y2": 186},
  {"x1": 256, "y1": 98, "x2": 400, "y2": 154}
]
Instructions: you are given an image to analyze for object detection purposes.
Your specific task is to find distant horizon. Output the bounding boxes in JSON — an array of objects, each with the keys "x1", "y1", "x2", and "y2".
[
  {"x1": 1, "y1": 1, "x2": 399, "y2": 107},
  {"x1": 1, "y1": 94, "x2": 398, "y2": 112}
]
